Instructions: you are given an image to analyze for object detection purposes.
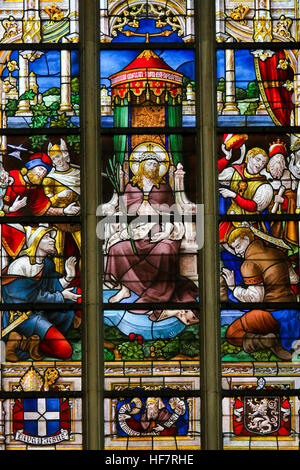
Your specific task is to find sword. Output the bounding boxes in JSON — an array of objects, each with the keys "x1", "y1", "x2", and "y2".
[
  {"x1": 1, "y1": 311, "x2": 32, "y2": 338},
  {"x1": 249, "y1": 224, "x2": 291, "y2": 250}
]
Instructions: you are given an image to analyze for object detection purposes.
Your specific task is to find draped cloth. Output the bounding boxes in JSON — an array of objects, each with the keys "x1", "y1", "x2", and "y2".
[
  {"x1": 2, "y1": 257, "x2": 75, "y2": 341},
  {"x1": 105, "y1": 183, "x2": 198, "y2": 313},
  {"x1": 255, "y1": 50, "x2": 294, "y2": 126}
]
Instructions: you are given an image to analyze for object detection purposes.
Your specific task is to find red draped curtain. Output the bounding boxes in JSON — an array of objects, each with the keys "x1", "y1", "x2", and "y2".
[{"x1": 255, "y1": 50, "x2": 294, "y2": 126}]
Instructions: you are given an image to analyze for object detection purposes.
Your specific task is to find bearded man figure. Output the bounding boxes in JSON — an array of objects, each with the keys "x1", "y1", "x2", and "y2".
[{"x1": 104, "y1": 146, "x2": 198, "y2": 326}]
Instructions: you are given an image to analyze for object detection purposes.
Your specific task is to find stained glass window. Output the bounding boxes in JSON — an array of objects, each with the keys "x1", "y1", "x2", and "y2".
[
  {"x1": 0, "y1": 0, "x2": 82, "y2": 450},
  {"x1": 100, "y1": 0, "x2": 194, "y2": 43},
  {"x1": 99, "y1": 0, "x2": 200, "y2": 451},
  {"x1": 0, "y1": 1, "x2": 79, "y2": 43},
  {"x1": 217, "y1": 0, "x2": 300, "y2": 450}
]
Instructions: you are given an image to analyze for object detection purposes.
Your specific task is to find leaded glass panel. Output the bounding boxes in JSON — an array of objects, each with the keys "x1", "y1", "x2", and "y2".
[
  {"x1": 0, "y1": 0, "x2": 82, "y2": 450},
  {"x1": 217, "y1": 0, "x2": 300, "y2": 450},
  {"x1": 100, "y1": 0, "x2": 194, "y2": 44},
  {"x1": 216, "y1": 0, "x2": 299, "y2": 43},
  {"x1": 0, "y1": 1, "x2": 79, "y2": 43},
  {"x1": 100, "y1": 0, "x2": 199, "y2": 451}
]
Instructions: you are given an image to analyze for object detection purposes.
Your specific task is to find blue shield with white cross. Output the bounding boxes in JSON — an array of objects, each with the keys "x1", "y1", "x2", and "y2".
[{"x1": 23, "y1": 398, "x2": 61, "y2": 437}]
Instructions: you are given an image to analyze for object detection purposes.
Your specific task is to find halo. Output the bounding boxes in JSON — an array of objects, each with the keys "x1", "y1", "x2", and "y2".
[{"x1": 129, "y1": 142, "x2": 170, "y2": 177}]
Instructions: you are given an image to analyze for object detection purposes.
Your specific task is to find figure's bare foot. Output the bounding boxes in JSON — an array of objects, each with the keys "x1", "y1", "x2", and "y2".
[
  {"x1": 151, "y1": 309, "x2": 199, "y2": 325},
  {"x1": 109, "y1": 285, "x2": 131, "y2": 303},
  {"x1": 103, "y1": 281, "x2": 120, "y2": 290}
]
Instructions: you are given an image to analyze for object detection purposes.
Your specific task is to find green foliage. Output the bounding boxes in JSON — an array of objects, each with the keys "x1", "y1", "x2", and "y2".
[
  {"x1": 29, "y1": 134, "x2": 48, "y2": 150},
  {"x1": 31, "y1": 102, "x2": 51, "y2": 117},
  {"x1": 161, "y1": 337, "x2": 180, "y2": 360},
  {"x1": 236, "y1": 87, "x2": 247, "y2": 100},
  {"x1": 251, "y1": 350, "x2": 278, "y2": 362},
  {"x1": 244, "y1": 101, "x2": 259, "y2": 115},
  {"x1": 104, "y1": 325, "x2": 127, "y2": 344},
  {"x1": 104, "y1": 348, "x2": 115, "y2": 361},
  {"x1": 221, "y1": 340, "x2": 242, "y2": 357},
  {"x1": 246, "y1": 81, "x2": 260, "y2": 99},
  {"x1": 30, "y1": 114, "x2": 49, "y2": 128},
  {"x1": 153, "y1": 340, "x2": 166, "y2": 358},
  {"x1": 217, "y1": 77, "x2": 225, "y2": 91},
  {"x1": 104, "y1": 322, "x2": 200, "y2": 362},
  {"x1": 71, "y1": 77, "x2": 80, "y2": 94},
  {"x1": 69, "y1": 341, "x2": 81, "y2": 361},
  {"x1": 19, "y1": 89, "x2": 36, "y2": 101},
  {"x1": 66, "y1": 134, "x2": 80, "y2": 154},
  {"x1": 181, "y1": 341, "x2": 199, "y2": 357},
  {"x1": 47, "y1": 101, "x2": 60, "y2": 117},
  {"x1": 142, "y1": 341, "x2": 155, "y2": 358},
  {"x1": 5, "y1": 99, "x2": 18, "y2": 117},
  {"x1": 118, "y1": 341, "x2": 144, "y2": 361},
  {"x1": 50, "y1": 113, "x2": 70, "y2": 128},
  {"x1": 71, "y1": 93, "x2": 80, "y2": 105},
  {"x1": 42, "y1": 87, "x2": 60, "y2": 97}
]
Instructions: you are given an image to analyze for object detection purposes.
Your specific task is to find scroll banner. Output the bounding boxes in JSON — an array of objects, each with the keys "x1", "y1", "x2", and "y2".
[
  {"x1": 253, "y1": 50, "x2": 294, "y2": 126},
  {"x1": 15, "y1": 428, "x2": 69, "y2": 445}
]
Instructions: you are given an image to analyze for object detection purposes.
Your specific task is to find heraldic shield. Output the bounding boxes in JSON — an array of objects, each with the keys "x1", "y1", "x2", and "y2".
[
  {"x1": 233, "y1": 391, "x2": 291, "y2": 437},
  {"x1": 13, "y1": 397, "x2": 71, "y2": 445}
]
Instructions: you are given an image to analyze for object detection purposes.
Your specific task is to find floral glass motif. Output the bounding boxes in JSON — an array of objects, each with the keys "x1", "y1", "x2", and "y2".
[
  {"x1": 100, "y1": 0, "x2": 194, "y2": 43},
  {"x1": 0, "y1": 1, "x2": 79, "y2": 43},
  {"x1": 216, "y1": 0, "x2": 299, "y2": 43}
]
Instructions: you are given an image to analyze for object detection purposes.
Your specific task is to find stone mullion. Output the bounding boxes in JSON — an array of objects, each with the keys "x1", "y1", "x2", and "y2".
[
  {"x1": 196, "y1": 0, "x2": 223, "y2": 450},
  {"x1": 79, "y1": 0, "x2": 103, "y2": 450}
]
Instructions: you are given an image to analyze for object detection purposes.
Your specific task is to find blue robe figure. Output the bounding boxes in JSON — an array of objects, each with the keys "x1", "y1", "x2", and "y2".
[{"x1": 1, "y1": 225, "x2": 78, "y2": 361}]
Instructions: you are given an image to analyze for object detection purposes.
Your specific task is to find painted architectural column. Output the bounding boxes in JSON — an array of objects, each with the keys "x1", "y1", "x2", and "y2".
[
  {"x1": 23, "y1": 0, "x2": 41, "y2": 43},
  {"x1": 16, "y1": 50, "x2": 43, "y2": 116},
  {"x1": 183, "y1": 0, "x2": 195, "y2": 42},
  {"x1": 59, "y1": 37, "x2": 74, "y2": 116},
  {"x1": 68, "y1": 0, "x2": 79, "y2": 41},
  {"x1": 222, "y1": 40, "x2": 240, "y2": 115},
  {"x1": 254, "y1": 0, "x2": 273, "y2": 42},
  {"x1": 215, "y1": 0, "x2": 229, "y2": 42},
  {"x1": 100, "y1": 0, "x2": 111, "y2": 42},
  {"x1": 16, "y1": 51, "x2": 30, "y2": 115}
]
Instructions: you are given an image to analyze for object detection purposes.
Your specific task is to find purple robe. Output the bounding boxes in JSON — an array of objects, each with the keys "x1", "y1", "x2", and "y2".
[{"x1": 105, "y1": 183, "x2": 198, "y2": 316}]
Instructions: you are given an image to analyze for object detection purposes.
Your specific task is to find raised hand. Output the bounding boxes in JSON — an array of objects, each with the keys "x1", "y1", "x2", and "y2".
[
  {"x1": 65, "y1": 256, "x2": 77, "y2": 281},
  {"x1": 9, "y1": 195, "x2": 28, "y2": 213}
]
